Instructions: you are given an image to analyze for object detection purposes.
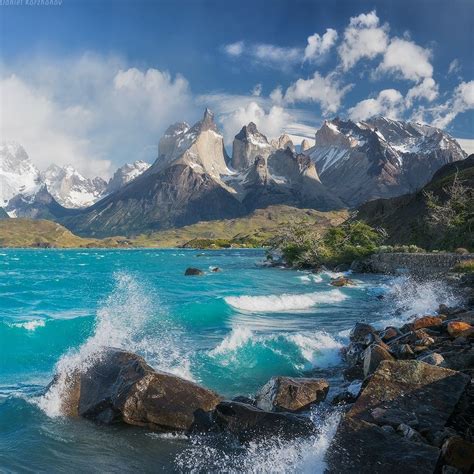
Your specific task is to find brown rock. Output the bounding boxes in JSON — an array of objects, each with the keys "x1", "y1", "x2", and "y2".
[
  {"x1": 54, "y1": 348, "x2": 221, "y2": 431},
  {"x1": 419, "y1": 352, "x2": 445, "y2": 366},
  {"x1": 255, "y1": 376, "x2": 329, "y2": 412},
  {"x1": 330, "y1": 276, "x2": 354, "y2": 287},
  {"x1": 349, "y1": 322, "x2": 376, "y2": 343},
  {"x1": 441, "y1": 436, "x2": 474, "y2": 473},
  {"x1": 381, "y1": 326, "x2": 400, "y2": 342},
  {"x1": 447, "y1": 321, "x2": 472, "y2": 338},
  {"x1": 363, "y1": 344, "x2": 394, "y2": 378},
  {"x1": 412, "y1": 316, "x2": 443, "y2": 330},
  {"x1": 349, "y1": 360, "x2": 470, "y2": 437}
]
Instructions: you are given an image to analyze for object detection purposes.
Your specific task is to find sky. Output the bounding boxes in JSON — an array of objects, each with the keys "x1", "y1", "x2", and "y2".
[{"x1": 0, "y1": 0, "x2": 473, "y2": 177}]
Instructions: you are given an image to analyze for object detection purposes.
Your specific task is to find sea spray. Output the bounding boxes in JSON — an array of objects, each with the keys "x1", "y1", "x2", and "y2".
[
  {"x1": 36, "y1": 272, "x2": 193, "y2": 417},
  {"x1": 174, "y1": 408, "x2": 342, "y2": 473},
  {"x1": 225, "y1": 289, "x2": 348, "y2": 312},
  {"x1": 376, "y1": 275, "x2": 461, "y2": 327}
]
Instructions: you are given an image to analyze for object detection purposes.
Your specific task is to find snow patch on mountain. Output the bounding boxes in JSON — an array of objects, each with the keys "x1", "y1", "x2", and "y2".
[{"x1": 106, "y1": 160, "x2": 151, "y2": 193}]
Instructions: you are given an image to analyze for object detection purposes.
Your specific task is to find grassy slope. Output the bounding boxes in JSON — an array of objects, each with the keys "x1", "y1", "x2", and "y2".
[
  {"x1": 0, "y1": 206, "x2": 348, "y2": 248},
  {"x1": 131, "y1": 205, "x2": 349, "y2": 247}
]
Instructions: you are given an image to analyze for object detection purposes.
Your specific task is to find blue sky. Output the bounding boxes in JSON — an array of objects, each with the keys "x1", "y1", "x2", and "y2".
[{"x1": 1, "y1": 0, "x2": 473, "y2": 176}]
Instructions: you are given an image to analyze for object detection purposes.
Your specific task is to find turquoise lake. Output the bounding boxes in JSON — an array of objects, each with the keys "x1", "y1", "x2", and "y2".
[{"x1": 0, "y1": 249, "x2": 459, "y2": 472}]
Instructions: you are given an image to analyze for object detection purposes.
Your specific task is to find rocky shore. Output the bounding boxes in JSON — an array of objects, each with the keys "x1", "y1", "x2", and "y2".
[{"x1": 47, "y1": 273, "x2": 474, "y2": 473}]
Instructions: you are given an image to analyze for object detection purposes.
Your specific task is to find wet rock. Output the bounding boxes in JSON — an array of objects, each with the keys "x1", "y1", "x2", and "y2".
[
  {"x1": 57, "y1": 348, "x2": 221, "y2": 431},
  {"x1": 326, "y1": 416, "x2": 440, "y2": 473},
  {"x1": 381, "y1": 326, "x2": 401, "y2": 342},
  {"x1": 411, "y1": 315, "x2": 444, "y2": 330},
  {"x1": 447, "y1": 321, "x2": 473, "y2": 338},
  {"x1": 419, "y1": 352, "x2": 446, "y2": 366},
  {"x1": 330, "y1": 276, "x2": 354, "y2": 287},
  {"x1": 392, "y1": 343, "x2": 415, "y2": 359},
  {"x1": 363, "y1": 344, "x2": 395, "y2": 378},
  {"x1": 350, "y1": 322, "x2": 376, "y2": 344},
  {"x1": 214, "y1": 400, "x2": 315, "y2": 442},
  {"x1": 255, "y1": 376, "x2": 329, "y2": 412},
  {"x1": 441, "y1": 436, "x2": 474, "y2": 473},
  {"x1": 370, "y1": 407, "x2": 418, "y2": 428},
  {"x1": 184, "y1": 267, "x2": 204, "y2": 276},
  {"x1": 211, "y1": 267, "x2": 221, "y2": 272},
  {"x1": 331, "y1": 390, "x2": 357, "y2": 406},
  {"x1": 348, "y1": 360, "x2": 470, "y2": 438},
  {"x1": 397, "y1": 423, "x2": 426, "y2": 443}
]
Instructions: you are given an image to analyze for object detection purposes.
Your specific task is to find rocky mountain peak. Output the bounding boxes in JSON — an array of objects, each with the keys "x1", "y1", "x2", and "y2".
[
  {"x1": 300, "y1": 139, "x2": 311, "y2": 153},
  {"x1": 232, "y1": 122, "x2": 272, "y2": 171},
  {"x1": 270, "y1": 134, "x2": 295, "y2": 151},
  {"x1": 106, "y1": 160, "x2": 151, "y2": 194},
  {"x1": 197, "y1": 107, "x2": 219, "y2": 133}
]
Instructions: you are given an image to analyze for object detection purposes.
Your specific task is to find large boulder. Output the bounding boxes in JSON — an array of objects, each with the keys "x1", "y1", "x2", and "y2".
[
  {"x1": 214, "y1": 400, "x2": 315, "y2": 442},
  {"x1": 349, "y1": 322, "x2": 376, "y2": 344},
  {"x1": 255, "y1": 376, "x2": 329, "y2": 412},
  {"x1": 56, "y1": 348, "x2": 221, "y2": 431},
  {"x1": 349, "y1": 360, "x2": 470, "y2": 437},
  {"x1": 326, "y1": 360, "x2": 470, "y2": 473},
  {"x1": 326, "y1": 416, "x2": 440, "y2": 474},
  {"x1": 363, "y1": 344, "x2": 394, "y2": 378}
]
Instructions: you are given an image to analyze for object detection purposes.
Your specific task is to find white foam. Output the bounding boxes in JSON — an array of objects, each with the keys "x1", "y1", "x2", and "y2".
[
  {"x1": 209, "y1": 327, "x2": 343, "y2": 370},
  {"x1": 11, "y1": 319, "x2": 46, "y2": 331},
  {"x1": 35, "y1": 272, "x2": 194, "y2": 417},
  {"x1": 225, "y1": 290, "x2": 347, "y2": 312},
  {"x1": 377, "y1": 275, "x2": 461, "y2": 327},
  {"x1": 175, "y1": 410, "x2": 342, "y2": 473}
]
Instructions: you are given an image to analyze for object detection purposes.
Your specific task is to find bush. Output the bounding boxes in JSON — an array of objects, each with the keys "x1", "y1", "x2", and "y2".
[
  {"x1": 270, "y1": 220, "x2": 386, "y2": 268},
  {"x1": 452, "y1": 259, "x2": 474, "y2": 273}
]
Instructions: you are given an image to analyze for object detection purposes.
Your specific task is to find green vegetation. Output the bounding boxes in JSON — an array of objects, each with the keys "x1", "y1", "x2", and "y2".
[
  {"x1": 424, "y1": 171, "x2": 474, "y2": 251},
  {"x1": 270, "y1": 220, "x2": 386, "y2": 268},
  {"x1": 0, "y1": 206, "x2": 348, "y2": 249},
  {"x1": 452, "y1": 259, "x2": 474, "y2": 273},
  {"x1": 131, "y1": 206, "x2": 348, "y2": 248}
]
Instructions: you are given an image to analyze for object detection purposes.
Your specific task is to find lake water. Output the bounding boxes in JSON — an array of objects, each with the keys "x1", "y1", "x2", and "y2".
[{"x1": 0, "y1": 249, "x2": 459, "y2": 472}]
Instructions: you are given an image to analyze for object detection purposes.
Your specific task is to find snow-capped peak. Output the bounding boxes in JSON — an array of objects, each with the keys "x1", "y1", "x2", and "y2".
[
  {"x1": 0, "y1": 142, "x2": 40, "y2": 206},
  {"x1": 106, "y1": 160, "x2": 151, "y2": 193}
]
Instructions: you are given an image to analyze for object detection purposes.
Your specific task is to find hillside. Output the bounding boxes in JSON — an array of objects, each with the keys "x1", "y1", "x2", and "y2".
[
  {"x1": 0, "y1": 206, "x2": 348, "y2": 248},
  {"x1": 357, "y1": 155, "x2": 474, "y2": 250},
  {"x1": 132, "y1": 205, "x2": 348, "y2": 247}
]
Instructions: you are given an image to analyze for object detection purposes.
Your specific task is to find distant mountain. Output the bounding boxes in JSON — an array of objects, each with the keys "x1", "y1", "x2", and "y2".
[
  {"x1": 61, "y1": 111, "x2": 344, "y2": 237},
  {"x1": 304, "y1": 117, "x2": 467, "y2": 206},
  {"x1": 106, "y1": 160, "x2": 151, "y2": 194},
  {"x1": 357, "y1": 155, "x2": 474, "y2": 249},
  {"x1": 41, "y1": 164, "x2": 107, "y2": 208},
  {"x1": 0, "y1": 143, "x2": 40, "y2": 207}
]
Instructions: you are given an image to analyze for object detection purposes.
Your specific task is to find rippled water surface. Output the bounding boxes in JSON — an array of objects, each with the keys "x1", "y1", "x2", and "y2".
[{"x1": 0, "y1": 249, "x2": 459, "y2": 472}]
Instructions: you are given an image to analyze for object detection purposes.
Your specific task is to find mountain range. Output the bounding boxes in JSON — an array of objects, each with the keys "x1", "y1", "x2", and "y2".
[{"x1": 0, "y1": 109, "x2": 468, "y2": 237}]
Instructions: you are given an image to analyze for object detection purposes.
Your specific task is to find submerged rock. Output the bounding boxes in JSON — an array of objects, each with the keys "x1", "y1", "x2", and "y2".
[
  {"x1": 214, "y1": 400, "x2": 314, "y2": 442},
  {"x1": 56, "y1": 348, "x2": 221, "y2": 432},
  {"x1": 255, "y1": 376, "x2": 329, "y2": 412},
  {"x1": 330, "y1": 276, "x2": 354, "y2": 287},
  {"x1": 184, "y1": 267, "x2": 204, "y2": 276}
]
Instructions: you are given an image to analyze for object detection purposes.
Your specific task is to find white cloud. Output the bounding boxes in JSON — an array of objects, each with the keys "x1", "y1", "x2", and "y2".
[
  {"x1": 378, "y1": 38, "x2": 433, "y2": 81},
  {"x1": 0, "y1": 55, "x2": 194, "y2": 177},
  {"x1": 223, "y1": 41, "x2": 244, "y2": 57},
  {"x1": 269, "y1": 86, "x2": 284, "y2": 104},
  {"x1": 251, "y1": 83, "x2": 262, "y2": 96},
  {"x1": 284, "y1": 72, "x2": 353, "y2": 114},
  {"x1": 220, "y1": 101, "x2": 292, "y2": 143},
  {"x1": 456, "y1": 138, "x2": 474, "y2": 155},
  {"x1": 338, "y1": 10, "x2": 389, "y2": 70},
  {"x1": 448, "y1": 59, "x2": 461, "y2": 75},
  {"x1": 406, "y1": 77, "x2": 438, "y2": 107},
  {"x1": 348, "y1": 88, "x2": 404, "y2": 121},
  {"x1": 417, "y1": 80, "x2": 474, "y2": 129},
  {"x1": 304, "y1": 28, "x2": 338, "y2": 62},
  {"x1": 252, "y1": 44, "x2": 302, "y2": 65}
]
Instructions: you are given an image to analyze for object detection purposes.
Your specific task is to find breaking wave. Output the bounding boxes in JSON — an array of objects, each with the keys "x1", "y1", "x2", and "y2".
[
  {"x1": 225, "y1": 289, "x2": 348, "y2": 312},
  {"x1": 175, "y1": 409, "x2": 342, "y2": 473},
  {"x1": 209, "y1": 326, "x2": 343, "y2": 371},
  {"x1": 35, "y1": 272, "x2": 193, "y2": 417}
]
